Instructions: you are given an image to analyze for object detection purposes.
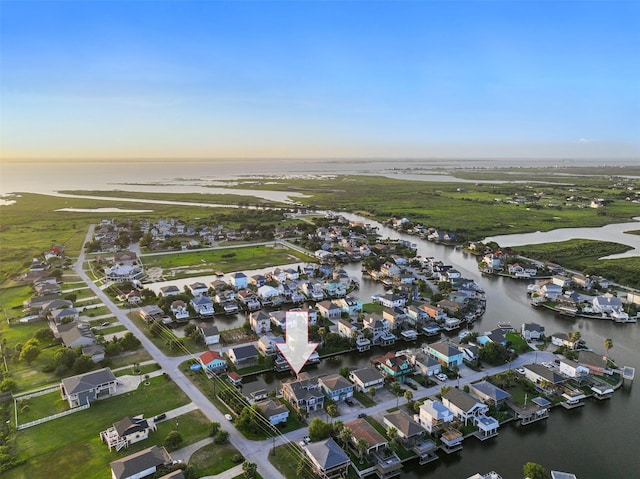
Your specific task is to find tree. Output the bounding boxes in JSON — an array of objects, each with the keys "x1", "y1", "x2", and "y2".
[
  {"x1": 34, "y1": 328, "x2": 54, "y2": 342},
  {"x1": 523, "y1": 462, "x2": 548, "y2": 479},
  {"x1": 390, "y1": 381, "x2": 402, "y2": 408},
  {"x1": 357, "y1": 438, "x2": 368, "y2": 463},
  {"x1": 368, "y1": 386, "x2": 376, "y2": 398},
  {"x1": 604, "y1": 338, "x2": 613, "y2": 362},
  {"x1": 72, "y1": 355, "x2": 94, "y2": 374},
  {"x1": 214, "y1": 430, "x2": 229, "y2": 444},
  {"x1": 164, "y1": 430, "x2": 183, "y2": 450},
  {"x1": 209, "y1": 421, "x2": 221, "y2": 436},
  {"x1": 308, "y1": 417, "x2": 332, "y2": 442},
  {"x1": 19, "y1": 344, "x2": 40, "y2": 364},
  {"x1": 54, "y1": 348, "x2": 78, "y2": 369},
  {"x1": 184, "y1": 323, "x2": 197, "y2": 337},
  {"x1": 339, "y1": 426, "x2": 353, "y2": 447},
  {"x1": 120, "y1": 332, "x2": 141, "y2": 350},
  {"x1": 326, "y1": 403, "x2": 338, "y2": 418},
  {"x1": 339, "y1": 366, "x2": 350, "y2": 378},
  {"x1": 404, "y1": 389, "x2": 414, "y2": 407},
  {"x1": 242, "y1": 461, "x2": 257, "y2": 479}
]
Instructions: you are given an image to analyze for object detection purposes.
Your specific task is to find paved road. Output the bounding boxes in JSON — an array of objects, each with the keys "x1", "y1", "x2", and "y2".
[{"x1": 73, "y1": 225, "x2": 285, "y2": 479}]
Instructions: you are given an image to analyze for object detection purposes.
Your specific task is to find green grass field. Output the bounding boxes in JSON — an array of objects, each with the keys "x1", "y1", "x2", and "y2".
[{"x1": 5, "y1": 375, "x2": 198, "y2": 479}]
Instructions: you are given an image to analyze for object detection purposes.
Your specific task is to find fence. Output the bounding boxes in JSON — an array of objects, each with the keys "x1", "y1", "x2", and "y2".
[{"x1": 16, "y1": 402, "x2": 90, "y2": 430}]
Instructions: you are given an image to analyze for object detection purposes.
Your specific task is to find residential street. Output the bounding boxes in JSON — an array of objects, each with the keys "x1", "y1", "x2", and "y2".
[{"x1": 73, "y1": 224, "x2": 557, "y2": 478}]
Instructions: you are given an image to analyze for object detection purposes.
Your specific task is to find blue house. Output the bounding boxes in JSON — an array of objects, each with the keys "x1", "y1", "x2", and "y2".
[
  {"x1": 425, "y1": 341, "x2": 464, "y2": 368},
  {"x1": 318, "y1": 374, "x2": 354, "y2": 401},
  {"x1": 199, "y1": 350, "x2": 228, "y2": 373},
  {"x1": 229, "y1": 272, "x2": 248, "y2": 289}
]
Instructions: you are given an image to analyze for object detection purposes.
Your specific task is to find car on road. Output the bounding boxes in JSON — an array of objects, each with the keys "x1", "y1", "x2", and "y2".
[
  {"x1": 303, "y1": 436, "x2": 311, "y2": 444},
  {"x1": 515, "y1": 368, "x2": 526, "y2": 375},
  {"x1": 435, "y1": 373, "x2": 448, "y2": 381},
  {"x1": 154, "y1": 413, "x2": 166, "y2": 422},
  {"x1": 299, "y1": 441, "x2": 307, "y2": 448},
  {"x1": 542, "y1": 362, "x2": 553, "y2": 369},
  {"x1": 345, "y1": 398, "x2": 354, "y2": 406},
  {"x1": 224, "y1": 414, "x2": 233, "y2": 421},
  {"x1": 357, "y1": 413, "x2": 367, "y2": 418}
]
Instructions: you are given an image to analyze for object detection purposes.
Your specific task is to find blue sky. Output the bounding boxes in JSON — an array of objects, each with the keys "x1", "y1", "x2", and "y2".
[{"x1": 1, "y1": 0, "x2": 639, "y2": 159}]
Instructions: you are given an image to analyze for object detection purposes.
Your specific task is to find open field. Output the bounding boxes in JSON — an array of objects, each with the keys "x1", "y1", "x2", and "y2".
[
  {"x1": 140, "y1": 243, "x2": 310, "y2": 280},
  {"x1": 511, "y1": 239, "x2": 640, "y2": 289},
  {"x1": 5, "y1": 375, "x2": 199, "y2": 479}
]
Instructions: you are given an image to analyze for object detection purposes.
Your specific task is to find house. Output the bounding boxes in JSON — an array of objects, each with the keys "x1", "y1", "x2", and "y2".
[
  {"x1": 477, "y1": 328, "x2": 507, "y2": 346},
  {"x1": 110, "y1": 445, "x2": 173, "y2": 479},
  {"x1": 199, "y1": 350, "x2": 227, "y2": 373},
  {"x1": 61, "y1": 368, "x2": 118, "y2": 408},
  {"x1": 318, "y1": 374, "x2": 354, "y2": 402},
  {"x1": 382, "y1": 307, "x2": 407, "y2": 332},
  {"x1": 539, "y1": 282, "x2": 563, "y2": 300},
  {"x1": 198, "y1": 323, "x2": 220, "y2": 345},
  {"x1": 57, "y1": 321, "x2": 96, "y2": 349},
  {"x1": 49, "y1": 307, "x2": 80, "y2": 324},
  {"x1": 425, "y1": 341, "x2": 463, "y2": 368},
  {"x1": 551, "y1": 332, "x2": 582, "y2": 350},
  {"x1": 418, "y1": 399, "x2": 455, "y2": 434},
  {"x1": 409, "y1": 352, "x2": 441, "y2": 377},
  {"x1": 521, "y1": 322, "x2": 545, "y2": 341},
  {"x1": 523, "y1": 364, "x2": 567, "y2": 392},
  {"x1": 250, "y1": 274, "x2": 267, "y2": 288},
  {"x1": 301, "y1": 281, "x2": 325, "y2": 301},
  {"x1": 249, "y1": 311, "x2": 271, "y2": 334},
  {"x1": 442, "y1": 388, "x2": 499, "y2": 439},
  {"x1": 469, "y1": 381, "x2": 511, "y2": 407},
  {"x1": 363, "y1": 314, "x2": 396, "y2": 346},
  {"x1": 383, "y1": 410, "x2": 425, "y2": 445},
  {"x1": 458, "y1": 343, "x2": 479, "y2": 362},
  {"x1": 100, "y1": 416, "x2": 157, "y2": 451},
  {"x1": 139, "y1": 305, "x2": 165, "y2": 323},
  {"x1": 227, "y1": 344, "x2": 259, "y2": 368},
  {"x1": 418, "y1": 303, "x2": 446, "y2": 321},
  {"x1": 256, "y1": 400, "x2": 289, "y2": 426},
  {"x1": 348, "y1": 367, "x2": 385, "y2": 392},
  {"x1": 558, "y1": 358, "x2": 590, "y2": 379},
  {"x1": 372, "y1": 352, "x2": 413, "y2": 382},
  {"x1": 592, "y1": 294, "x2": 624, "y2": 314},
  {"x1": 316, "y1": 301, "x2": 342, "y2": 321},
  {"x1": 187, "y1": 282, "x2": 209, "y2": 296},
  {"x1": 334, "y1": 296, "x2": 363, "y2": 317},
  {"x1": 552, "y1": 275, "x2": 572, "y2": 289},
  {"x1": 104, "y1": 264, "x2": 144, "y2": 282},
  {"x1": 345, "y1": 418, "x2": 403, "y2": 477},
  {"x1": 170, "y1": 300, "x2": 189, "y2": 320},
  {"x1": 82, "y1": 344, "x2": 106, "y2": 363},
  {"x1": 304, "y1": 438, "x2": 350, "y2": 479},
  {"x1": 237, "y1": 289, "x2": 261, "y2": 311},
  {"x1": 257, "y1": 285, "x2": 281, "y2": 304},
  {"x1": 337, "y1": 319, "x2": 360, "y2": 338},
  {"x1": 190, "y1": 295, "x2": 214, "y2": 317},
  {"x1": 229, "y1": 272, "x2": 248, "y2": 289},
  {"x1": 282, "y1": 373, "x2": 324, "y2": 412},
  {"x1": 378, "y1": 292, "x2": 407, "y2": 308},
  {"x1": 159, "y1": 285, "x2": 181, "y2": 297},
  {"x1": 577, "y1": 350, "x2": 610, "y2": 375},
  {"x1": 257, "y1": 335, "x2": 284, "y2": 356}
]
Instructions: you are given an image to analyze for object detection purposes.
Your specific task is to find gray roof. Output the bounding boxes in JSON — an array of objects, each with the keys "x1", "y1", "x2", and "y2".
[
  {"x1": 470, "y1": 380, "x2": 511, "y2": 402},
  {"x1": 114, "y1": 416, "x2": 149, "y2": 436},
  {"x1": 428, "y1": 341, "x2": 461, "y2": 358},
  {"x1": 349, "y1": 367, "x2": 384, "y2": 384},
  {"x1": 230, "y1": 344, "x2": 258, "y2": 361},
  {"x1": 257, "y1": 400, "x2": 288, "y2": 419},
  {"x1": 442, "y1": 387, "x2": 481, "y2": 412},
  {"x1": 110, "y1": 445, "x2": 171, "y2": 479},
  {"x1": 305, "y1": 438, "x2": 350, "y2": 471},
  {"x1": 383, "y1": 410, "x2": 424, "y2": 438},
  {"x1": 61, "y1": 367, "x2": 117, "y2": 395},
  {"x1": 524, "y1": 364, "x2": 566, "y2": 384},
  {"x1": 319, "y1": 374, "x2": 353, "y2": 392},
  {"x1": 198, "y1": 323, "x2": 219, "y2": 336},
  {"x1": 523, "y1": 322, "x2": 545, "y2": 332}
]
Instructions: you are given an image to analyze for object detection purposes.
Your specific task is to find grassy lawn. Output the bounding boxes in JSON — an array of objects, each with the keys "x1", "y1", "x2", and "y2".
[
  {"x1": 189, "y1": 442, "x2": 242, "y2": 476},
  {"x1": 15, "y1": 391, "x2": 70, "y2": 425},
  {"x1": 106, "y1": 349, "x2": 153, "y2": 369},
  {"x1": 5, "y1": 375, "x2": 196, "y2": 479},
  {"x1": 506, "y1": 332, "x2": 532, "y2": 354},
  {"x1": 98, "y1": 324, "x2": 129, "y2": 335},
  {"x1": 0, "y1": 283, "x2": 33, "y2": 319},
  {"x1": 353, "y1": 390, "x2": 376, "y2": 407},
  {"x1": 363, "y1": 302, "x2": 383, "y2": 314},
  {"x1": 140, "y1": 244, "x2": 310, "y2": 280},
  {"x1": 128, "y1": 311, "x2": 206, "y2": 356},
  {"x1": 269, "y1": 444, "x2": 309, "y2": 479},
  {"x1": 113, "y1": 362, "x2": 161, "y2": 377}
]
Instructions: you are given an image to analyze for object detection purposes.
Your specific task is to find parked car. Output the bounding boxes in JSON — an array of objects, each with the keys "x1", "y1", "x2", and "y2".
[
  {"x1": 542, "y1": 362, "x2": 553, "y2": 369},
  {"x1": 224, "y1": 414, "x2": 233, "y2": 421},
  {"x1": 515, "y1": 368, "x2": 526, "y2": 375},
  {"x1": 435, "y1": 373, "x2": 448, "y2": 381},
  {"x1": 303, "y1": 436, "x2": 311, "y2": 444},
  {"x1": 154, "y1": 413, "x2": 166, "y2": 422},
  {"x1": 357, "y1": 413, "x2": 367, "y2": 419},
  {"x1": 345, "y1": 398, "x2": 354, "y2": 406},
  {"x1": 101, "y1": 322, "x2": 110, "y2": 327}
]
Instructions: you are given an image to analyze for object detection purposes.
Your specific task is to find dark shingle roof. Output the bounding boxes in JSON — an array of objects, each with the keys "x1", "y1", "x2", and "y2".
[
  {"x1": 442, "y1": 387, "x2": 481, "y2": 412},
  {"x1": 110, "y1": 445, "x2": 171, "y2": 479},
  {"x1": 470, "y1": 380, "x2": 511, "y2": 402},
  {"x1": 305, "y1": 438, "x2": 350, "y2": 471},
  {"x1": 61, "y1": 368, "x2": 116, "y2": 395}
]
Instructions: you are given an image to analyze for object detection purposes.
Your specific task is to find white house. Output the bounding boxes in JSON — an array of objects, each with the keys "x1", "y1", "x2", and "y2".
[
  {"x1": 257, "y1": 400, "x2": 289, "y2": 426},
  {"x1": 348, "y1": 367, "x2": 385, "y2": 392},
  {"x1": 559, "y1": 358, "x2": 590, "y2": 379},
  {"x1": 418, "y1": 399, "x2": 454, "y2": 434}
]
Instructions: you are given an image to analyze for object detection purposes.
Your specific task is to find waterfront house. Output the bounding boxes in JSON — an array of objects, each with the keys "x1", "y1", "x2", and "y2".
[
  {"x1": 249, "y1": 311, "x2": 271, "y2": 334},
  {"x1": 552, "y1": 274, "x2": 572, "y2": 289},
  {"x1": 592, "y1": 294, "x2": 624, "y2": 315},
  {"x1": 558, "y1": 358, "x2": 590, "y2": 379},
  {"x1": 383, "y1": 410, "x2": 424, "y2": 445},
  {"x1": 282, "y1": 373, "x2": 324, "y2": 413},
  {"x1": 442, "y1": 388, "x2": 499, "y2": 439},
  {"x1": 348, "y1": 367, "x2": 384, "y2": 392},
  {"x1": 198, "y1": 323, "x2": 220, "y2": 345},
  {"x1": 255, "y1": 336, "x2": 281, "y2": 357},
  {"x1": 372, "y1": 352, "x2": 413, "y2": 382},
  {"x1": 139, "y1": 305, "x2": 165, "y2": 323},
  {"x1": 469, "y1": 381, "x2": 511, "y2": 407},
  {"x1": 158, "y1": 285, "x2": 181, "y2": 298},
  {"x1": 187, "y1": 282, "x2": 209, "y2": 297},
  {"x1": 418, "y1": 399, "x2": 455, "y2": 434},
  {"x1": 334, "y1": 296, "x2": 363, "y2": 317},
  {"x1": 577, "y1": 350, "x2": 610, "y2": 376},
  {"x1": 406, "y1": 304, "x2": 428, "y2": 324},
  {"x1": 521, "y1": 322, "x2": 545, "y2": 341},
  {"x1": 316, "y1": 300, "x2": 342, "y2": 321},
  {"x1": 477, "y1": 328, "x2": 507, "y2": 346},
  {"x1": 382, "y1": 307, "x2": 407, "y2": 332},
  {"x1": 425, "y1": 341, "x2": 463, "y2": 368},
  {"x1": 191, "y1": 295, "x2": 214, "y2": 317},
  {"x1": 304, "y1": 438, "x2": 350, "y2": 479},
  {"x1": 60, "y1": 367, "x2": 118, "y2": 408},
  {"x1": 302, "y1": 280, "x2": 325, "y2": 301},
  {"x1": 539, "y1": 282, "x2": 563, "y2": 300},
  {"x1": 250, "y1": 274, "x2": 267, "y2": 288},
  {"x1": 199, "y1": 350, "x2": 227, "y2": 373},
  {"x1": 227, "y1": 344, "x2": 259, "y2": 368},
  {"x1": 237, "y1": 289, "x2": 262, "y2": 311},
  {"x1": 256, "y1": 400, "x2": 289, "y2": 426},
  {"x1": 170, "y1": 300, "x2": 189, "y2": 320},
  {"x1": 418, "y1": 303, "x2": 447, "y2": 321},
  {"x1": 523, "y1": 364, "x2": 567, "y2": 393},
  {"x1": 323, "y1": 278, "x2": 347, "y2": 298},
  {"x1": 229, "y1": 272, "x2": 248, "y2": 289},
  {"x1": 378, "y1": 292, "x2": 407, "y2": 309},
  {"x1": 345, "y1": 418, "x2": 403, "y2": 478},
  {"x1": 318, "y1": 374, "x2": 354, "y2": 402},
  {"x1": 551, "y1": 332, "x2": 583, "y2": 350},
  {"x1": 337, "y1": 318, "x2": 359, "y2": 338},
  {"x1": 363, "y1": 314, "x2": 397, "y2": 346},
  {"x1": 110, "y1": 445, "x2": 173, "y2": 479},
  {"x1": 257, "y1": 285, "x2": 281, "y2": 304},
  {"x1": 409, "y1": 352, "x2": 441, "y2": 377}
]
